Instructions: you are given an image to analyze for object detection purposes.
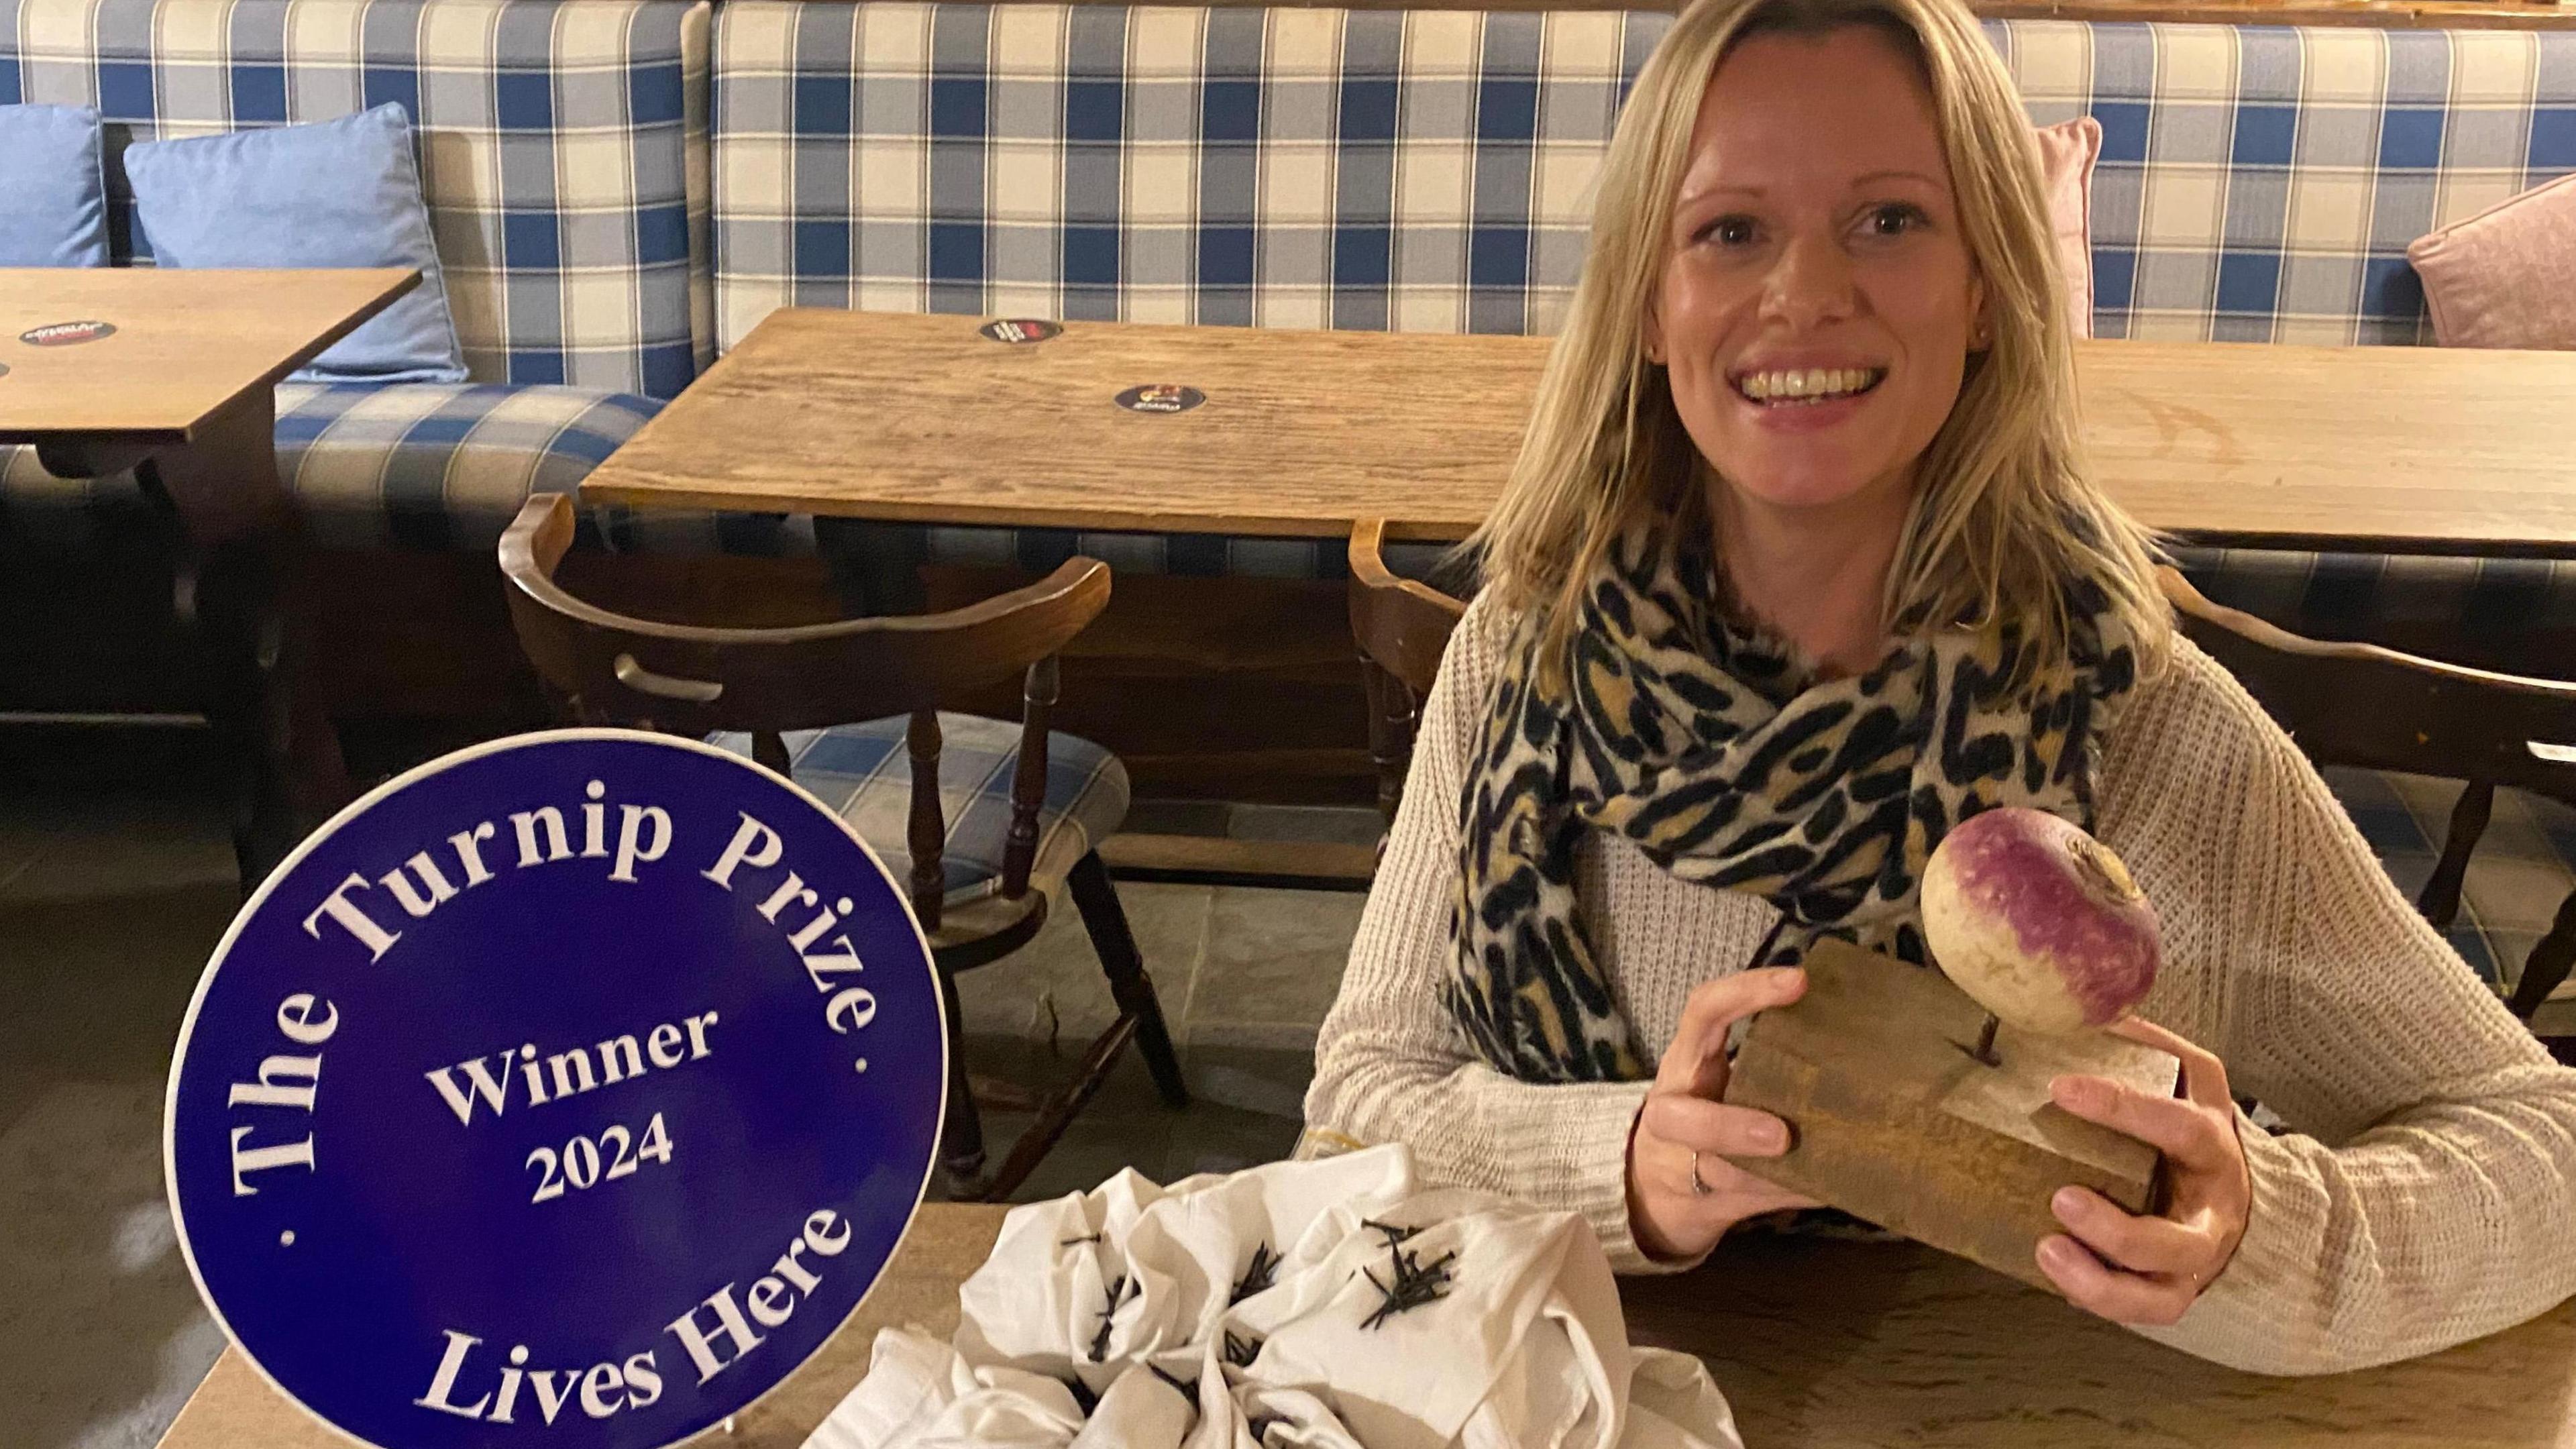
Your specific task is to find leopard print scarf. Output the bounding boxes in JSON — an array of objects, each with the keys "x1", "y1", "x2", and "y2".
[{"x1": 1448, "y1": 525, "x2": 2139, "y2": 1084}]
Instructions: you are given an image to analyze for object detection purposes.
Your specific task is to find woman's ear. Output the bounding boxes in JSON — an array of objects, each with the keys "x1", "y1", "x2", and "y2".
[
  {"x1": 1643, "y1": 307, "x2": 1667, "y2": 366},
  {"x1": 1967, "y1": 270, "x2": 1992, "y2": 352}
]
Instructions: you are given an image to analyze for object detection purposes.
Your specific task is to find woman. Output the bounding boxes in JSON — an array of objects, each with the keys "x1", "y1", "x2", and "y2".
[{"x1": 1301, "y1": 0, "x2": 2576, "y2": 1376}]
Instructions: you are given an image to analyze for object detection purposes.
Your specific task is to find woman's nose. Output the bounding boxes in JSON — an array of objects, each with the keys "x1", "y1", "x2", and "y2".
[{"x1": 1760, "y1": 233, "x2": 1859, "y2": 331}]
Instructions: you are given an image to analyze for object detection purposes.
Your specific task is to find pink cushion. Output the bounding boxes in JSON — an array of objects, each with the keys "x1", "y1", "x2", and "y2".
[
  {"x1": 2032, "y1": 116, "x2": 2101, "y2": 340},
  {"x1": 2408, "y1": 173, "x2": 2576, "y2": 351}
]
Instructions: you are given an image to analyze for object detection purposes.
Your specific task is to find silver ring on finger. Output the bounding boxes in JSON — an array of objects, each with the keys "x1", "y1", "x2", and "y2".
[{"x1": 1689, "y1": 1148, "x2": 1713, "y2": 1197}]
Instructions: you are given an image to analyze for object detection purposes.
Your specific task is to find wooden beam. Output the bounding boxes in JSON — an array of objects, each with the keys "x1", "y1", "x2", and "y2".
[{"x1": 1099, "y1": 832, "x2": 1379, "y2": 892}]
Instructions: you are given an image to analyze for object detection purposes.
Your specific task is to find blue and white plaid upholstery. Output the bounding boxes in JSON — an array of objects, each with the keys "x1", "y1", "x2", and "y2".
[
  {"x1": 2, "y1": 0, "x2": 714, "y2": 397},
  {"x1": 712, "y1": 3, "x2": 1661, "y2": 344},
  {"x1": 2323, "y1": 767, "x2": 2576, "y2": 1020},
  {"x1": 710, "y1": 712, "x2": 1128, "y2": 904},
  {"x1": 1990, "y1": 21, "x2": 2576, "y2": 345}
]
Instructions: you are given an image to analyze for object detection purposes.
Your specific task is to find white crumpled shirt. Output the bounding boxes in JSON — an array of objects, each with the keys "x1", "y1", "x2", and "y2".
[{"x1": 804, "y1": 1146, "x2": 1743, "y2": 1449}]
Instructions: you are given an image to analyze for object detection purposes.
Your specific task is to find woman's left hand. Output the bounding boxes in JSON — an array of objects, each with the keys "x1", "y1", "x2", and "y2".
[{"x1": 2037, "y1": 1016, "x2": 2253, "y2": 1326}]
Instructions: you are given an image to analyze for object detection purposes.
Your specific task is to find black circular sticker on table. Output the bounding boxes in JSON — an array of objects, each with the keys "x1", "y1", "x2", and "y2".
[
  {"x1": 165, "y1": 730, "x2": 948, "y2": 1449},
  {"x1": 978, "y1": 318, "x2": 1062, "y2": 344},
  {"x1": 21, "y1": 319, "x2": 116, "y2": 345},
  {"x1": 1114, "y1": 384, "x2": 1206, "y2": 415}
]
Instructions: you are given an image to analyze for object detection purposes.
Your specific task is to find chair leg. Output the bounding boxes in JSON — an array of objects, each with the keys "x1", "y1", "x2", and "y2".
[
  {"x1": 974, "y1": 1015, "x2": 1142, "y2": 1204},
  {"x1": 1068, "y1": 851, "x2": 1191, "y2": 1108},
  {"x1": 2508, "y1": 888, "x2": 2576, "y2": 1022},
  {"x1": 933, "y1": 957, "x2": 987, "y2": 1187},
  {"x1": 2418, "y1": 780, "x2": 2493, "y2": 930}
]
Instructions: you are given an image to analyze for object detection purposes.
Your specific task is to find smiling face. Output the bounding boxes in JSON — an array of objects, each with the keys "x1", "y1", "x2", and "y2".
[{"x1": 1649, "y1": 24, "x2": 1985, "y2": 521}]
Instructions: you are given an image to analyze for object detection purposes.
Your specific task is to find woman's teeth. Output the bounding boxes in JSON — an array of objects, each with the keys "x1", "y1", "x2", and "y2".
[{"x1": 1732, "y1": 367, "x2": 1884, "y2": 404}]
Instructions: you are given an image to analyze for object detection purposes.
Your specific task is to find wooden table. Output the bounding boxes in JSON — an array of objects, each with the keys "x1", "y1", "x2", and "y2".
[
  {"x1": 0, "y1": 266, "x2": 419, "y2": 879},
  {"x1": 156, "y1": 1201, "x2": 2575, "y2": 1449},
  {"x1": 582, "y1": 309, "x2": 2576, "y2": 559}
]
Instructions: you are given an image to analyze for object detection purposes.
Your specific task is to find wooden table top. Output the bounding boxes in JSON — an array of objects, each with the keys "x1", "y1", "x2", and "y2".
[
  {"x1": 154, "y1": 1201, "x2": 2575, "y2": 1449},
  {"x1": 0, "y1": 267, "x2": 418, "y2": 444},
  {"x1": 580, "y1": 309, "x2": 2576, "y2": 557}
]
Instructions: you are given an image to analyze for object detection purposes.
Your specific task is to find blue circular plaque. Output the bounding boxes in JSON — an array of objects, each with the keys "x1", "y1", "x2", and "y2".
[{"x1": 166, "y1": 731, "x2": 948, "y2": 1449}]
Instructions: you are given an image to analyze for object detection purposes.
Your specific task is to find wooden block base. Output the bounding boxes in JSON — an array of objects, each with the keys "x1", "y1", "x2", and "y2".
[{"x1": 1720, "y1": 939, "x2": 2178, "y2": 1289}]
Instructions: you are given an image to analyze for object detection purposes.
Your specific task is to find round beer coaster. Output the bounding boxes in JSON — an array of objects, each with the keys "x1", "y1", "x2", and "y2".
[
  {"x1": 20, "y1": 319, "x2": 116, "y2": 346},
  {"x1": 166, "y1": 730, "x2": 947, "y2": 1449},
  {"x1": 978, "y1": 317, "x2": 1063, "y2": 344},
  {"x1": 1114, "y1": 383, "x2": 1205, "y2": 415}
]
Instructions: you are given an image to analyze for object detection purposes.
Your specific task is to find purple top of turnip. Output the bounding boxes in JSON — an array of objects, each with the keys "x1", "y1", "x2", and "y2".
[{"x1": 1919, "y1": 807, "x2": 2163, "y2": 1034}]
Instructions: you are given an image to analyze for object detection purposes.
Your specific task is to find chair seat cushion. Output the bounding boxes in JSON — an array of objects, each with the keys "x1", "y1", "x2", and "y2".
[
  {"x1": 707, "y1": 713, "x2": 1128, "y2": 908},
  {"x1": 277, "y1": 383, "x2": 653, "y2": 548},
  {"x1": 2324, "y1": 767, "x2": 2576, "y2": 1018},
  {"x1": 0, "y1": 381, "x2": 811, "y2": 558}
]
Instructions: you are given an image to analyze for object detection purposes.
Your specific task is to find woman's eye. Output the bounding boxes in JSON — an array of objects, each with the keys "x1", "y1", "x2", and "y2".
[
  {"x1": 1865, "y1": 203, "x2": 1929, "y2": 237},
  {"x1": 1701, "y1": 215, "x2": 1756, "y2": 247}
]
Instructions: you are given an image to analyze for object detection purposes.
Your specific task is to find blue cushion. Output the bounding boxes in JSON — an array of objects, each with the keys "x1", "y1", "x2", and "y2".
[
  {"x1": 122, "y1": 101, "x2": 466, "y2": 384},
  {"x1": 0, "y1": 103, "x2": 108, "y2": 266}
]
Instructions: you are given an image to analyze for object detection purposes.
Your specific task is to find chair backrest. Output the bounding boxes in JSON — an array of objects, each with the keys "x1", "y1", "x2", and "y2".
[
  {"x1": 1349, "y1": 519, "x2": 1468, "y2": 824},
  {"x1": 1349, "y1": 519, "x2": 1468, "y2": 698},
  {"x1": 2163, "y1": 568, "x2": 2576, "y2": 802},
  {"x1": 2166, "y1": 566, "x2": 2576, "y2": 1023},
  {"x1": 499, "y1": 492, "x2": 1109, "y2": 926}
]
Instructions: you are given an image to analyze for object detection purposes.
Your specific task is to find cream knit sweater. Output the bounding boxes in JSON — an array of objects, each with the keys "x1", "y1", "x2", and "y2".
[{"x1": 1301, "y1": 593, "x2": 2576, "y2": 1376}]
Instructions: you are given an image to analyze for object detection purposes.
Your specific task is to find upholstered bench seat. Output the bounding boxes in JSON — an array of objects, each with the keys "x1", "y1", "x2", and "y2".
[
  {"x1": 708, "y1": 712, "x2": 1129, "y2": 908},
  {"x1": 0, "y1": 382, "x2": 804, "y2": 558},
  {"x1": 275, "y1": 384, "x2": 659, "y2": 551}
]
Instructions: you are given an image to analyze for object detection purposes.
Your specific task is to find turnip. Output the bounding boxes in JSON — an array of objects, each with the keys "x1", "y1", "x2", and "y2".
[{"x1": 1921, "y1": 807, "x2": 2161, "y2": 1060}]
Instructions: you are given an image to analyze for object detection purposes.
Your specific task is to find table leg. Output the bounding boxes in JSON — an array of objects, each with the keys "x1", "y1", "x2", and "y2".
[
  {"x1": 138, "y1": 394, "x2": 349, "y2": 890},
  {"x1": 813, "y1": 517, "x2": 931, "y2": 617}
]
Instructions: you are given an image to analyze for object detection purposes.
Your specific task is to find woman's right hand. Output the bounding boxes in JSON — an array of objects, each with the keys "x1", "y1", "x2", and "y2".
[{"x1": 1625, "y1": 967, "x2": 1819, "y2": 1264}]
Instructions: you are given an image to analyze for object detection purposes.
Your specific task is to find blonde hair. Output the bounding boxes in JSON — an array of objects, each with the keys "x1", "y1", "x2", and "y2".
[{"x1": 1470, "y1": 0, "x2": 2169, "y2": 687}]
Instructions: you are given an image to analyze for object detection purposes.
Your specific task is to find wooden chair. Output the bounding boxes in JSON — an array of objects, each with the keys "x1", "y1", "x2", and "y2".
[
  {"x1": 2163, "y1": 568, "x2": 2576, "y2": 1032},
  {"x1": 498, "y1": 492, "x2": 1188, "y2": 1201},
  {"x1": 1348, "y1": 519, "x2": 1470, "y2": 827}
]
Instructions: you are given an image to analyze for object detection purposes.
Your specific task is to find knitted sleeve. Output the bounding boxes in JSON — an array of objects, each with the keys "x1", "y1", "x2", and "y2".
[
  {"x1": 2106, "y1": 645, "x2": 2576, "y2": 1375},
  {"x1": 1298, "y1": 596, "x2": 1672, "y2": 1274}
]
